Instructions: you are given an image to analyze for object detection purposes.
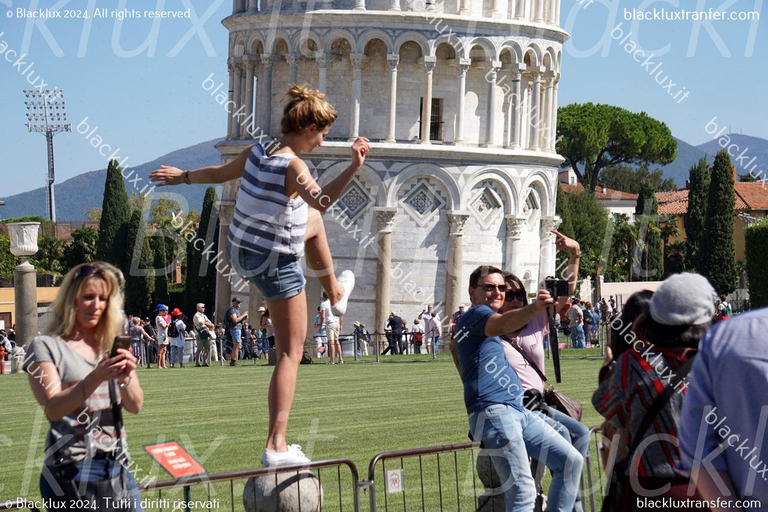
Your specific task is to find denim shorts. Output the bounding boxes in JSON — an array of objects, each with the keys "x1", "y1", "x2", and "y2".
[{"x1": 235, "y1": 248, "x2": 306, "y2": 302}]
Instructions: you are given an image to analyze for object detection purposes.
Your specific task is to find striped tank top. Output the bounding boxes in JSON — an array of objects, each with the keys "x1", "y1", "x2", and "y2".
[{"x1": 228, "y1": 143, "x2": 308, "y2": 257}]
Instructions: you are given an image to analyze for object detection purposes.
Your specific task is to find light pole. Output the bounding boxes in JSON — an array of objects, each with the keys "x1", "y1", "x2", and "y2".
[{"x1": 24, "y1": 89, "x2": 71, "y2": 222}]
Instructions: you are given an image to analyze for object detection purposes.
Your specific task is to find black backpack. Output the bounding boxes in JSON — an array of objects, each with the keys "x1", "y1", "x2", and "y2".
[{"x1": 168, "y1": 319, "x2": 179, "y2": 338}]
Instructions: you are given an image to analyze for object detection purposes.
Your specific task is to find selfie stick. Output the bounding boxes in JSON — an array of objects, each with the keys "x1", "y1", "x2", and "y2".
[{"x1": 547, "y1": 304, "x2": 562, "y2": 383}]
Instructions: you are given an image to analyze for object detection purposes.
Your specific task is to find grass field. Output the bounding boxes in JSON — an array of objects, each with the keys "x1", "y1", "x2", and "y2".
[{"x1": 0, "y1": 348, "x2": 609, "y2": 511}]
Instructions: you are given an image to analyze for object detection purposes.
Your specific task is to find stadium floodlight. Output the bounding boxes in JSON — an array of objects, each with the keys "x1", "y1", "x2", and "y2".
[{"x1": 23, "y1": 89, "x2": 72, "y2": 222}]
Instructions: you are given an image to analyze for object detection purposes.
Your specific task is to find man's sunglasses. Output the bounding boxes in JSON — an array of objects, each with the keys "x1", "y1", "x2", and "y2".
[
  {"x1": 74, "y1": 264, "x2": 125, "y2": 288},
  {"x1": 479, "y1": 284, "x2": 508, "y2": 293},
  {"x1": 505, "y1": 291, "x2": 527, "y2": 302}
]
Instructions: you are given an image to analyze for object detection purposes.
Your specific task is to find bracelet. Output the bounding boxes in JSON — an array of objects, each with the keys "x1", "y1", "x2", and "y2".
[
  {"x1": 571, "y1": 251, "x2": 581, "y2": 258},
  {"x1": 119, "y1": 377, "x2": 132, "y2": 389},
  {"x1": 183, "y1": 171, "x2": 191, "y2": 185}
]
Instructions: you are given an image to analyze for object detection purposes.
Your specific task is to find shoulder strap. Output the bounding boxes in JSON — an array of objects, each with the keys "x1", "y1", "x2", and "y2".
[
  {"x1": 627, "y1": 355, "x2": 696, "y2": 456},
  {"x1": 507, "y1": 339, "x2": 549, "y2": 384}
]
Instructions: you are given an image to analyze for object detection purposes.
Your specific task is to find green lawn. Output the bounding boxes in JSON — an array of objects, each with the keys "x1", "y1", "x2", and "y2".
[{"x1": 0, "y1": 349, "x2": 608, "y2": 511}]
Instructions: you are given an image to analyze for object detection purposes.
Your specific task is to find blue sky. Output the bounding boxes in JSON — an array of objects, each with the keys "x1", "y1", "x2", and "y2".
[{"x1": 0, "y1": 0, "x2": 764, "y2": 197}]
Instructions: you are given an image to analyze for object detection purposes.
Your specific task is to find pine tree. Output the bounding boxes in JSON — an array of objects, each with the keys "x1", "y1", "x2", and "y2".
[
  {"x1": 184, "y1": 187, "x2": 219, "y2": 310},
  {"x1": 634, "y1": 184, "x2": 663, "y2": 281},
  {"x1": 684, "y1": 158, "x2": 710, "y2": 272},
  {"x1": 701, "y1": 150, "x2": 738, "y2": 295},
  {"x1": 96, "y1": 160, "x2": 131, "y2": 271},
  {"x1": 124, "y1": 209, "x2": 155, "y2": 316}
]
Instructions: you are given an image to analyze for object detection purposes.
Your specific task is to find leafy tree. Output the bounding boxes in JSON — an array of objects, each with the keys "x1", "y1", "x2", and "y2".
[
  {"x1": 557, "y1": 189, "x2": 608, "y2": 278},
  {"x1": 85, "y1": 207, "x2": 102, "y2": 223},
  {"x1": 149, "y1": 197, "x2": 184, "y2": 229},
  {"x1": 184, "y1": 187, "x2": 219, "y2": 311},
  {"x1": 599, "y1": 163, "x2": 678, "y2": 194},
  {"x1": 664, "y1": 241, "x2": 687, "y2": 276},
  {"x1": 739, "y1": 173, "x2": 758, "y2": 182},
  {"x1": 151, "y1": 233, "x2": 170, "y2": 306},
  {"x1": 62, "y1": 227, "x2": 99, "y2": 273},
  {"x1": 96, "y1": 160, "x2": 131, "y2": 270},
  {"x1": 607, "y1": 213, "x2": 638, "y2": 281},
  {"x1": 745, "y1": 220, "x2": 768, "y2": 308},
  {"x1": 633, "y1": 184, "x2": 663, "y2": 281},
  {"x1": 0, "y1": 235, "x2": 19, "y2": 285},
  {"x1": 124, "y1": 209, "x2": 155, "y2": 317},
  {"x1": 557, "y1": 103, "x2": 677, "y2": 195},
  {"x1": 660, "y1": 218, "x2": 682, "y2": 277},
  {"x1": 31, "y1": 236, "x2": 65, "y2": 281},
  {"x1": 684, "y1": 158, "x2": 710, "y2": 273},
  {"x1": 129, "y1": 192, "x2": 149, "y2": 212},
  {"x1": 701, "y1": 150, "x2": 738, "y2": 295}
]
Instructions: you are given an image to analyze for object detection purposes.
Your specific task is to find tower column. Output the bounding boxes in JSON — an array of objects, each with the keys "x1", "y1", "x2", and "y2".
[
  {"x1": 459, "y1": 0, "x2": 470, "y2": 15},
  {"x1": 232, "y1": 63, "x2": 243, "y2": 139},
  {"x1": 490, "y1": 0, "x2": 501, "y2": 16},
  {"x1": 515, "y1": 0, "x2": 526, "y2": 18},
  {"x1": 420, "y1": 57, "x2": 436, "y2": 145},
  {"x1": 483, "y1": 61, "x2": 502, "y2": 147},
  {"x1": 349, "y1": 53, "x2": 364, "y2": 140},
  {"x1": 539, "y1": 216, "x2": 562, "y2": 283},
  {"x1": 227, "y1": 60, "x2": 235, "y2": 139},
  {"x1": 354, "y1": 0, "x2": 366, "y2": 9},
  {"x1": 504, "y1": 214, "x2": 526, "y2": 275},
  {"x1": 528, "y1": 67, "x2": 542, "y2": 151},
  {"x1": 508, "y1": 66, "x2": 522, "y2": 149},
  {"x1": 260, "y1": 55, "x2": 273, "y2": 136},
  {"x1": 374, "y1": 208, "x2": 397, "y2": 337},
  {"x1": 286, "y1": 53, "x2": 298, "y2": 85},
  {"x1": 543, "y1": 70, "x2": 556, "y2": 151},
  {"x1": 534, "y1": 0, "x2": 544, "y2": 21},
  {"x1": 455, "y1": 59, "x2": 470, "y2": 145},
  {"x1": 386, "y1": 54, "x2": 399, "y2": 143},
  {"x1": 243, "y1": 58, "x2": 255, "y2": 139},
  {"x1": 390, "y1": 0, "x2": 401, "y2": 10},
  {"x1": 551, "y1": 75, "x2": 560, "y2": 153},
  {"x1": 317, "y1": 53, "x2": 328, "y2": 94},
  {"x1": 444, "y1": 212, "x2": 469, "y2": 350}
]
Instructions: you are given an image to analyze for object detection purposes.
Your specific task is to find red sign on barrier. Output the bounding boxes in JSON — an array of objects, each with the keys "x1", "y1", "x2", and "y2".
[{"x1": 144, "y1": 441, "x2": 206, "y2": 479}]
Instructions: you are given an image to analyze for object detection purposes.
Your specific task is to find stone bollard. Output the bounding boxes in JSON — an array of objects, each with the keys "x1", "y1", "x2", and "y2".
[
  {"x1": 11, "y1": 346, "x2": 26, "y2": 374},
  {"x1": 243, "y1": 472, "x2": 323, "y2": 512},
  {"x1": 475, "y1": 449, "x2": 506, "y2": 511}
]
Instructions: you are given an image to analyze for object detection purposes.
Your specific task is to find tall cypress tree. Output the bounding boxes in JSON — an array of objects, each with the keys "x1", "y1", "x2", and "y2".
[
  {"x1": 684, "y1": 158, "x2": 710, "y2": 272},
  {"x1": 124, "y1": 209, "x2": 154, "y2": 316},
  {"x1": 634, "y1": 184, "x2": 662, "y2": 281},
  {"x1": 701, "y1": 150, "x2": 738, "y2": 295},
  {"x1": 152, "y1": 233, "x2": 170, "y2": 306},
  {"x1": 184, "y1": 187, "x2": 219, "y2": 310},
  {"x1": 96, "y1": 160, "x2": 131, "y2": 270}
]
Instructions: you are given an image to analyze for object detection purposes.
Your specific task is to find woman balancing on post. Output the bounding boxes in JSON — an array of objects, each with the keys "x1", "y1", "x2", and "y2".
[
  {"x1": 23, "y1": 262, "x2": 144, "y2": 511},
  {"x1": 150, "y1": 85, "x2": 369, "y2": 466}
]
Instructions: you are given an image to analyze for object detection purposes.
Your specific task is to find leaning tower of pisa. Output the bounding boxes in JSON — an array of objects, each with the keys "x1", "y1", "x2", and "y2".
[{"x1": 215, "y1": 0, "x2": 567, "y2": 343}]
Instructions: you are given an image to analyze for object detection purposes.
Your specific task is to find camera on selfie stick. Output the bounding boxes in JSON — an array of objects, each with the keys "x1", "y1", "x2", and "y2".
[{"x1": 544, "y1": 277, "x2": 568, "y2": 383}]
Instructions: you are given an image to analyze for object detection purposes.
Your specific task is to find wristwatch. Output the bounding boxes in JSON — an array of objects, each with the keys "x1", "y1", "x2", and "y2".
[
  {"x1": 183, "y1": 171, "x2": 191, "y2": 185},
  {"x1": 571, "y1": 250, "x2": 581, "y2": 258}
]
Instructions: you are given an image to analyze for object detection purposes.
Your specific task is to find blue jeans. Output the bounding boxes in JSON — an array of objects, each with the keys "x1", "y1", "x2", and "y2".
[
  {"x1": 570, "y1": 326, "x2": 586, "y2": 348},
  {"x1": 171, "y1": 345, "x2": 184, "y2": 365},
  {"x1": 532, "y1": 408, "x2": 591, "y2": 512},
  {"x1": 469, "y1": 404, "x2": 583, "y2": 512},
  {"x1": 40, "y1": 457, "x2": 143, "y2": 511}
]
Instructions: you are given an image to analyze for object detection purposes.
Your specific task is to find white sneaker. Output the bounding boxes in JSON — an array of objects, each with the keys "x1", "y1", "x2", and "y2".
[
  {"x1": 331, "y1": 270, "x2": 355, "y2": 316},
  {"x1": 260, "y1": 444, "x2": 310, "y2": 467}
]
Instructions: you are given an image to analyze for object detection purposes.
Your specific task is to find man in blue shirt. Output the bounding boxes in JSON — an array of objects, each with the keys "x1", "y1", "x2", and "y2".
[{"x1": 454, "y1": 265, "x2": 583, "y2": 512}]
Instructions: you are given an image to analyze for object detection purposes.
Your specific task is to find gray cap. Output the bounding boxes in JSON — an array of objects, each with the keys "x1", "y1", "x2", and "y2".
[{"x1": 649, "y1": 273, "x2": 717, "y2": 326}]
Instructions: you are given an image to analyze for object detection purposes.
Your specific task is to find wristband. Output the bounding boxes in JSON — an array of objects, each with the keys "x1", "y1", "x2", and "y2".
[
  {"x1": 183, "y1": 171, "x2": 191, "y2": 185},
  {"x1": 571, "y1": 251, "x2": 581, "y2": 258},
  {"x1": 119, "y1": 377, "x2": 132, "y2": 389}
]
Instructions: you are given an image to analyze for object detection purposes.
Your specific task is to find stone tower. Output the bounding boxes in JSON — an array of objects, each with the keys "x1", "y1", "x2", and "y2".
[{"x1": 215, "y1": 0, "x2": 567, "y2": 344}]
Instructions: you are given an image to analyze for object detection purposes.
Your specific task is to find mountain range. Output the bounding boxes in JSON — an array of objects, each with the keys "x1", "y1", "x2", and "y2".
[{"x1": 1, "y1": 134, "x2": 766, "y2": 221}]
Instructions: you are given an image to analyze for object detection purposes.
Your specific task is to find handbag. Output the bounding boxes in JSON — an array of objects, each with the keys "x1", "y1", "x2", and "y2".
[
  {"x1": 508, "y1": 341, "x2": 584, "y2": 421},
  {"x1": 49, "y1": 381, "x2": 135, "y2": 511},
  {"x1": 601, "y1": 356, "x2": 695, "y2": 512}
]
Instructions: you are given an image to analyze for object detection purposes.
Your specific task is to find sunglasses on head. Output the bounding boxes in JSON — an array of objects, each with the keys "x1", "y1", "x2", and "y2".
[
  {"x1": 479, "y1": 284, "x2": 508, "y2": 293},
  {"x1": 74, "y1": 264, "x2": 125, "y2": 288},
  {"x1": 505, "y1": 290, "x2": 527, "y2": 302}
]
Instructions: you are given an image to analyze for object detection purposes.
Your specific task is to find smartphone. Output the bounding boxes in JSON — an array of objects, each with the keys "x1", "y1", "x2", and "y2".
[{"x1": 110, "y1": 335, "x2": 132, "y2": 358}]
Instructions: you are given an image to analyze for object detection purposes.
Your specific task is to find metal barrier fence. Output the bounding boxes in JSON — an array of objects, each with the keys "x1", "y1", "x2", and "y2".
[
  {"x1": 365, "y1": 442, "x2": 483, "y2": 512},
  {"x1": 139, "y1": 458, "x2": 359, "y2": 512}
]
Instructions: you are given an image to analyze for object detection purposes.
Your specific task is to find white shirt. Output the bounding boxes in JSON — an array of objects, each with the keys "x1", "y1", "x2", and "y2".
[
  {"x1": 155, "y1": 314, "x2": 168, "y2": 343},
  {"x1": 428, "y1": 316, "x2": 442, "y2": 336},
  {"x1": 411, "y1": 323, "x2": 425, "y2": 334},
  {"x1": 172, "y1": 319, "x2": 186, "y2": 348},
  {"x1": 193, "y1": 312, "x2": 210, "y2": 331},
  {"x1": 566, "y1": 306, "x2": 583, "y2": 327},
  {"x1": 320, "y1": 300, "x2": 338, "y2": 325}
]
